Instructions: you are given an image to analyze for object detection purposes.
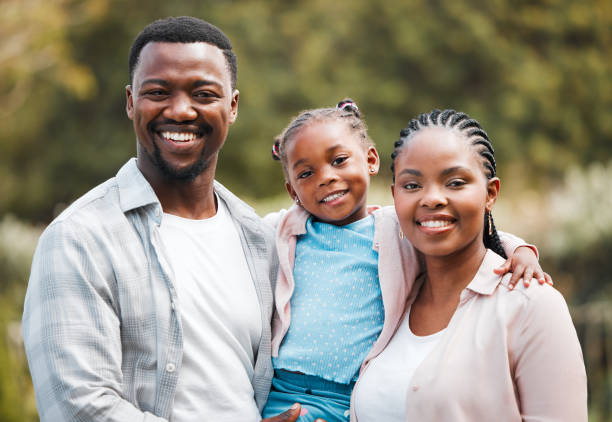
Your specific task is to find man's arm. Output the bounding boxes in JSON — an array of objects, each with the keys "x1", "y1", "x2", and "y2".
[{"x1": 22, "y1": 221, "x2": 167, "y2": 422}]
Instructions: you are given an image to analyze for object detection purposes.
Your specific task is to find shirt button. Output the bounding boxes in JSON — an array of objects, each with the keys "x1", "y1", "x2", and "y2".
[
  {"x1": 166, "y1": 363, "x2": 176, "y2": 373},
  {"x1": 412, "y1": 385, "x2": 419, "y2": 392}
]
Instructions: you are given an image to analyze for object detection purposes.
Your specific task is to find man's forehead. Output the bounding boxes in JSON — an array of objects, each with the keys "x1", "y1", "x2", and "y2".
[{"x1": 134, "y1": 42, "x2": 229, "y2": 81}]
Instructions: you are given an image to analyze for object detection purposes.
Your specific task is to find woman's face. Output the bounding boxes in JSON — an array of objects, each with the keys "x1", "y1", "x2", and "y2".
[{"x1": 391, "y1": 126, "x2": 499, "y2": 258}]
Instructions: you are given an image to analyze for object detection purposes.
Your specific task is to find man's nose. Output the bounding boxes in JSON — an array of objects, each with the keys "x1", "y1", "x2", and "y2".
[{"x1": 163, "y1": 93, "x2": 198, "y2": 122}]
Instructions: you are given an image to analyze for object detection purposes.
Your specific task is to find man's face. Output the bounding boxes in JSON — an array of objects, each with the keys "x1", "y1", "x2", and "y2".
[{"x1": 126, "y1": 42, "x2": 239, "y2": 182}]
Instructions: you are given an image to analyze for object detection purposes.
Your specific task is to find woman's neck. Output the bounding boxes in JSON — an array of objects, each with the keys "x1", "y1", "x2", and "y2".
[{"x1": 420, "y1": 239, "x2": 487, "y2": 305}]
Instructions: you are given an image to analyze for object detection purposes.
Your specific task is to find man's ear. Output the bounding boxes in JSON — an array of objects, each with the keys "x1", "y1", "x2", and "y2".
[
  {"x1": 229, "y1": 89, "x2": 239, "y2": 125},
  {"x1": 126, "y1": 85, "x2": 134, "y2": 120}
]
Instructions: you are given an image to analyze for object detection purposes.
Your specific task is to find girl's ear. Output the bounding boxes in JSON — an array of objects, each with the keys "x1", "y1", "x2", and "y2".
[
  {"x1": 285, "y1": 181, "x2": 298, "y2": 202},
  {"x1": 486, "y1": 177, "x2": 500, "y2": 211},
  {"x1": 367, "y1": 146, "x2": 380, "y2": 175}
]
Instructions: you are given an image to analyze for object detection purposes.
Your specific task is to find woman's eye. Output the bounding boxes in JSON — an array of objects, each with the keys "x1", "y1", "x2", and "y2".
[
  {"x1": 403, "y1": 182, "x2": 420, "y2": 190},
  {"x1": 297, "y1": 170, "x2": 312, "y2": 179},
  {"x1": 332, "y1": 156, "x2": 348, "y2": 166},
  {"x1": 448, "y1": 179, "x2": 466, "y2": 188}
]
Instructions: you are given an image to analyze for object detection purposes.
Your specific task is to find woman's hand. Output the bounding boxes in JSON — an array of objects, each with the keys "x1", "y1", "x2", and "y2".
[{"x1": 494, "y1": 246, "x2": 553, "y2": 289}]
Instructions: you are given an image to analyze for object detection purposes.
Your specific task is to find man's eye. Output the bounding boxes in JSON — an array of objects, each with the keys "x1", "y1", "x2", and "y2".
[
  {"x1": 146, "y1": 90, "x2": 166, "y2": 96},
  {"x1": 194, "y1": 91, "x2": 216, "y2": 98}
]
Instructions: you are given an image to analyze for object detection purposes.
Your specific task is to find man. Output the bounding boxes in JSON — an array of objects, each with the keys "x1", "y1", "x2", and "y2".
[{"x1": 22, "y1": 16, "x2": 304, "y2": 421}]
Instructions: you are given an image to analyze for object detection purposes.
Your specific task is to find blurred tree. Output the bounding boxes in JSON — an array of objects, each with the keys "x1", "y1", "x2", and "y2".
[{"x1": 0, "y1": 0, "x2": 610, "y2": 222}]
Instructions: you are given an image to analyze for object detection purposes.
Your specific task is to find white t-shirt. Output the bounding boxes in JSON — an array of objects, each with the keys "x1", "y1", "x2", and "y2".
[
  {"x1": 159, "y1": 197, "x2": 262, "y2": 421},
  {"x1": 354, "y1": 307, "x2": 445, "y2": 422}
]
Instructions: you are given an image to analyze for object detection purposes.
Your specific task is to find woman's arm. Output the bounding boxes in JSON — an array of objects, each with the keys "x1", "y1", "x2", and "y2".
[{"x1": 510, "y1": 284, "x2": 587, "y2": 421}]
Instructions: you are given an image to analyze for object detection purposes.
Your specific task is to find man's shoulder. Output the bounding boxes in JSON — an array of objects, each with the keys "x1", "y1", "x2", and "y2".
[{"x1": 52, "y1": 177, "x2": 121, "y2": 225}]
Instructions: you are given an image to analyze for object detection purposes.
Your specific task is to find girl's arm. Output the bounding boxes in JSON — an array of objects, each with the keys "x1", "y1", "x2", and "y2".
[{"x1": 497, "y1": 231, "x2": 551, "y2": 289}]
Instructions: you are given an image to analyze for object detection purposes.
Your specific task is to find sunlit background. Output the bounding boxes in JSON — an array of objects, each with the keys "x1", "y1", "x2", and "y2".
[{"x1": 1, "y1": 0, "x2": 610, "y2": 420}]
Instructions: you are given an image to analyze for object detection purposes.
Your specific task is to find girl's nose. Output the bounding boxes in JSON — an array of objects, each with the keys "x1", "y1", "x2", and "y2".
[{"x1": 318, "y1": 165, "x2": 338, "y2": 186}]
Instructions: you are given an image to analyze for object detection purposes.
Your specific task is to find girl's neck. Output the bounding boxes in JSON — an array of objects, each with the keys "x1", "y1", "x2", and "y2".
[{"x1": 420, "y1": 238, "x2": 487, "y2": 304}]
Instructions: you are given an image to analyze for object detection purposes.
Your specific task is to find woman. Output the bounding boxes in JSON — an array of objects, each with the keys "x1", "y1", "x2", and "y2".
[{"x1": 351, "y1": 109, "x2": 587, "y2": 421}]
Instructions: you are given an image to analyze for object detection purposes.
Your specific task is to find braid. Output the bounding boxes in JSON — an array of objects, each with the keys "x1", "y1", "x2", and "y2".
[
  {"x1": 272, "y1": 98, "x2": 373, "y2": 176},
  {"x1": 391, "y1": 108, "x2": 506, "y2": 257},
  {"x1": 484, "y1": 211, "x2": 507, "y2": 259}
]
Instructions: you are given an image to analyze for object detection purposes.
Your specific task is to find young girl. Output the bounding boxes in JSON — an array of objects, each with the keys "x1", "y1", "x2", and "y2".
[
  {"x1": 352, "y1": 109, "x2": 587, "y2": 421},
  {"x1": 262, "y1": 100, "x2": 546, "y2": 422}
]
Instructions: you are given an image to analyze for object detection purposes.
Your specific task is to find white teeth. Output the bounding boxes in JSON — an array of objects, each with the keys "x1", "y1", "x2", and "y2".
[
  {"x1": 322, "y1": 191, "x2": 346, "y2": 203},
  {"x1": 161, "y1": 131, "x2": 197, "y2": 142},
  {"x1": 420, "y1": 220, "x2": 452, "y2": 228}
]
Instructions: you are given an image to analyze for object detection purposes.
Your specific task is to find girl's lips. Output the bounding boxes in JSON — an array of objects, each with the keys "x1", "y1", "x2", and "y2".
[{"x1": 320, "y1": 190, "x2": 348, "y2": 204}]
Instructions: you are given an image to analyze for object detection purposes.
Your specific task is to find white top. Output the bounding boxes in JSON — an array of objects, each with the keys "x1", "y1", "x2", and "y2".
[
  {"x1": 353, "y1": 306, "x2": 445, "y2": 422},
  {"x1": 159, "y1": 197, "x2": 262, "y2": 421}
]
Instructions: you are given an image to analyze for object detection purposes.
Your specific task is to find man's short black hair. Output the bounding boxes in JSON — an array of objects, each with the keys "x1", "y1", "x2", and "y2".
[{"x1": 128, "y1": 16, "x2": 237, "y2": 89}]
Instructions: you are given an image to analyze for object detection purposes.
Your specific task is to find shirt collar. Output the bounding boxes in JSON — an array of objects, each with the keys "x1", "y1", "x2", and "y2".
[
  {"x1": 116, "y1": 158, "x2": 160, "y2": 213},
  {"x1": 465, "y1": 249, "x2": 508, "y2": 296}
]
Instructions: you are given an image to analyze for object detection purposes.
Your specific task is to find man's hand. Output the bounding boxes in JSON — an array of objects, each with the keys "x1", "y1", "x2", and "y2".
[{"x1": 261, "y1": 403, "x2": 327, "y2": 422}]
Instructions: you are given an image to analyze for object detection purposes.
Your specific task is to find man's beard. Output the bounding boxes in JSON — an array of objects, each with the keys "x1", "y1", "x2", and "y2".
[{"x1": 149, "y1": 140, "x2": 210, "y2": 182}]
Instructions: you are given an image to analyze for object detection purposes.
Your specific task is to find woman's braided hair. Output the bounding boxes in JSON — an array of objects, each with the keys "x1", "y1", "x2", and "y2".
[
  {"x1": 271, "y1": 99, "x2": 373, "y2": 176},
  {"x1": 391, "y1": 109, "x2": 507, "y2": 258}
]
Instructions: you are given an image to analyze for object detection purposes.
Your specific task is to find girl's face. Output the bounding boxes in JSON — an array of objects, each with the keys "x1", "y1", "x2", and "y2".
[
  {"x1": 391, "y1": 126, "x2": 499, "y2": 258},
  {"x1": 285, "y1": 120, "x2": 379, "y2": 226}
]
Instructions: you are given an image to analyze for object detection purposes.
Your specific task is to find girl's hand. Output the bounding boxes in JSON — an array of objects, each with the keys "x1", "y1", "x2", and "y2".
[{"x1": 494, "y1": 246, "x2": 553, "y2": 289}]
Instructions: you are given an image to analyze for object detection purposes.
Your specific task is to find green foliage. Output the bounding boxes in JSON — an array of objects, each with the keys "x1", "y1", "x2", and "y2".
[{"x1": 0, "y1": 0, "x2": 610, "y2": 222}]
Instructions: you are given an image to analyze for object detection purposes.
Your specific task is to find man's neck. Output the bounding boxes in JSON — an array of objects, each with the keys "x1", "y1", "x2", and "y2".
[{"x1": 140, "y1": 164, "x2": 219, "y2": 220}]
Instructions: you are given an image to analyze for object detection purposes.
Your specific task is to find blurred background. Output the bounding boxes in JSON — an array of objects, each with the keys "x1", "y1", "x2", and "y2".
[{"x1": 1, "y1": 0, "x2": 610, "y2": 420}]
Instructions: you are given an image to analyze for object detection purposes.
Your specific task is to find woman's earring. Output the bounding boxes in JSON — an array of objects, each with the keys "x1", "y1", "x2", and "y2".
[
  {"x1": 399, "y1": 230, "x2": 404, "y2": 239},
  {"x1": 295, "y1": 198, "x2": 301, "y2": 206},
  {"x1": 369, "y1": 168, "x2": 376, "y2": 174},
  {"x1": 488, "y1": 212, "x2": 493, "y2": 236}
]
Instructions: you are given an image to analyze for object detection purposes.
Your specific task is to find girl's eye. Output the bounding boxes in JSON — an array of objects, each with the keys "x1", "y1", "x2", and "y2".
[
  {"x1": 448, "y1": 179, "x2": 466, "y2": 188},
  {"x1": 332, "y1": 156, "x2": 348, "y2": 166},
  {"x1": 297, "y1": 170, "x2": 312, "y2": 179}
]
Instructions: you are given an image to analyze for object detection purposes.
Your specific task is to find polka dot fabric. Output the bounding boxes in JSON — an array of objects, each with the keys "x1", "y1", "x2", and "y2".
[{"x1": 273, "y1": 215, "x2": 384, "y2": 384}]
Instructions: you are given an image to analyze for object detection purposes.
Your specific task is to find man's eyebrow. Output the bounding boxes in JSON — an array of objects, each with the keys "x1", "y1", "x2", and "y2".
[
  {"x1": 193, "y1": 79, "x2": 223, "y2": 89},
  {"x1": 140, "y1": 79, "x2": 169, "y2": 87}
]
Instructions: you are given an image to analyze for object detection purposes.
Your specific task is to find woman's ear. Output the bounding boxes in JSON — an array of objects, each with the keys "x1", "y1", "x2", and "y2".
[{"x1": 486, "y1": 177, "x2": 500, "y2": 211}]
